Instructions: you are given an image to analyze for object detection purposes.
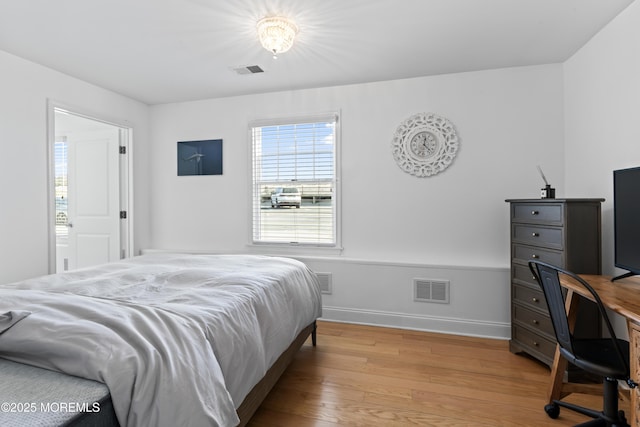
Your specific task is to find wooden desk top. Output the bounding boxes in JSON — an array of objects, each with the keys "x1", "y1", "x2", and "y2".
[{"x1": 560, "y1": 274, "x2": 640, "y2": 325}]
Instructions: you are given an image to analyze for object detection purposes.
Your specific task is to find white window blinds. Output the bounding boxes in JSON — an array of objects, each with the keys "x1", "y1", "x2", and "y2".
[{"x1": 251, "y1": 114, "x2": 338, "y2": 246}]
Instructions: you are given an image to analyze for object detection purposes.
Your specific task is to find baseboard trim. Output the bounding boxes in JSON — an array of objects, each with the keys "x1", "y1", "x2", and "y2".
[{"x1": 321, "y1": 306, "x2": 510, "y2": 340}]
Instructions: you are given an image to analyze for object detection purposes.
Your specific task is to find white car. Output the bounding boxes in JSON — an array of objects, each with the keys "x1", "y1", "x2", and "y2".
[{"x1": 271, "y1": 187, "x2": 301, "y2": 208}]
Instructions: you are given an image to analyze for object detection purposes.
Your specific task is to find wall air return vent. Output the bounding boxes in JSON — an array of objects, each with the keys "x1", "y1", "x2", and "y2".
[
  {"x1": 316, "y1": 272, "x2": 332, "y2": 294},
  {"x1": 414, "y1": 279, "x2": 450, "y2": 304},
  {"x1": 232, "y1": 65, "x2": 264, "y2": 75}
]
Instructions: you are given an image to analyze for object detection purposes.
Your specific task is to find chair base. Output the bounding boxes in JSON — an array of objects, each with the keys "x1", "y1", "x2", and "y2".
[
  {"x1": 544, "y1": 378, "x2": 629, "y2": 427},
  {"x1": 546, "y1": 401, "x2": 628, "y2": 427}
]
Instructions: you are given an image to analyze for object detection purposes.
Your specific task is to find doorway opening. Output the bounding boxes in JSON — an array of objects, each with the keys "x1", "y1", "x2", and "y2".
[{"x1": 48, "y1": 105, "x2": 132, "y2": 273}]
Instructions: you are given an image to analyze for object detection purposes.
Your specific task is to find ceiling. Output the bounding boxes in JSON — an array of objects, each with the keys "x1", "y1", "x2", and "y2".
[{"x1": 0, "y1": 0, "x2": 633, "y2": 105}]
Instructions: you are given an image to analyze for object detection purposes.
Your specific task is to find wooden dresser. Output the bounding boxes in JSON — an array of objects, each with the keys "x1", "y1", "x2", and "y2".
[{"x1": 506, "y1": 198, "x2": 604, "y2": 368}]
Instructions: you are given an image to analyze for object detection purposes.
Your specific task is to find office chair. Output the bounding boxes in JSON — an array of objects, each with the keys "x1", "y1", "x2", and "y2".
[{"x1": 529, "y1": 260, "x2": 636, "y2": 427}]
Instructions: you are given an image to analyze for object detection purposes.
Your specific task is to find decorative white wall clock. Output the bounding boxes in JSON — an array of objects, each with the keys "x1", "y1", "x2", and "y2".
[{"x1": 391, "y1": 112, "x2": 459, "y2": 177}]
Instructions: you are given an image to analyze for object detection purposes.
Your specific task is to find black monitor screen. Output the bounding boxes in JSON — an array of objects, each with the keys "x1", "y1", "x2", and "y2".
[{"x1": 614, "y1": 166, "x2": 640, "y2": 276}]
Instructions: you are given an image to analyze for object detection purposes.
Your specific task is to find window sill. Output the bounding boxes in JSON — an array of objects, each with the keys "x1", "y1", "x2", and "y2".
[{"x1": 246, "y1": 243, "x2": 343, "y2": 257}]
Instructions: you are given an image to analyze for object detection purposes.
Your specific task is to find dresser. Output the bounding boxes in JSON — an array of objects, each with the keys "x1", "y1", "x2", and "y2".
[{"x1": 506, "y1": 199, "x2": 604, "y2": 368}]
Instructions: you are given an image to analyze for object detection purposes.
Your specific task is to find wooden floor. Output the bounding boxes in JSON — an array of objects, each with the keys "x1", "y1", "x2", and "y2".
[{"x1": 248, "y1": 320, "x2": 629, "y2": 426}]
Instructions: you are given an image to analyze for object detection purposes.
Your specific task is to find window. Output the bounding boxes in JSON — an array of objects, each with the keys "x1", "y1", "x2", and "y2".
[
  {"x1": 54, "y1": 138, "x2": 69, "y2": 240},
  {"x1": 251, "y1": 114, "x2": 339, "y2": 247}
]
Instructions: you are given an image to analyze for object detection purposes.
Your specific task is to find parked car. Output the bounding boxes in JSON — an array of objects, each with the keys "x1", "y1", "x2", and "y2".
[{"x1": 271, "y1": 187, "x2": 301, "y2": 208}]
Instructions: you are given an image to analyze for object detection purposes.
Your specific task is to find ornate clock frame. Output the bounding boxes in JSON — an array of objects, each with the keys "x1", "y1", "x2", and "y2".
[{"x1": 391, "y1": 112, "x2": 459, "y2": 177}]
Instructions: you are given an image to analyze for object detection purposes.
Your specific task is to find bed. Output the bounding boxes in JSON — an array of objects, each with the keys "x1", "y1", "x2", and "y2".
[{"x1": 0, "y1": 253, "x2": 322, "y2": 426}]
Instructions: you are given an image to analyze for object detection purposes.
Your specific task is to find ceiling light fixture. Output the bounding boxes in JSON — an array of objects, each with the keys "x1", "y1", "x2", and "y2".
[{"x1": 257, "y1": 16, "x2": 298, "y2": 59}]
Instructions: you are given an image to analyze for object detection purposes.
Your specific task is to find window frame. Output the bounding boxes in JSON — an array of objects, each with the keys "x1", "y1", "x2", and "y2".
[{"x1": 248, "y1": 112, "x2": 342, "y2": 253}]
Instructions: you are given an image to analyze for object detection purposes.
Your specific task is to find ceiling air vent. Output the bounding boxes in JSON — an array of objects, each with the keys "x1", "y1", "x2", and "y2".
[
  {"x1": 232, "y1": 65, "x2": 264, "y2": 75},
  {"x1": 414, "y1": 279, "x2": 450, "y2": 304}
]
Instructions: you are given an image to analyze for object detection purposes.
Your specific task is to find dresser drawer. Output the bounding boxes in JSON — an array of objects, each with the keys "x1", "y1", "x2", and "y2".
[
  {"x1": 513, "y1": 303, "x2": 553, "y2": 336},
  {"x1": 513, "y1": 243, "x2": 563, "y2": 266},
  {"x1": 512, "y1": 224, "x2": 563, "y2": 250},
  {"x1": 512, "y1": 283, "x2": 546, "y2": 311},
  {"x1": 512, "y1": 325, "x2": 557, "y2": 361},
  {"x1": 512, "y1": 203, "x2": 563, "y2": 225},
  {"x1": 513, "y1": 263, "x2": 539, "y2": 287}
]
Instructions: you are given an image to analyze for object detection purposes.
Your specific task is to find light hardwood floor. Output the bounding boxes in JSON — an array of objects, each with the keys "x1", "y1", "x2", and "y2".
[{"x1": 248, "y1": 320, "x2": 628, "y2": 426}]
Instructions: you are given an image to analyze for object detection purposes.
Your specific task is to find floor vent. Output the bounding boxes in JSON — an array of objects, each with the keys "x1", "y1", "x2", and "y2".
[
  {"x1": 414, "y1": 279, "x2": 450, "y2": 304},
  {"x1": 316, "y1": 272, "x2": 332, "y2": 294},
  {"x1": 232, "y1": 65, "x2": 264, "y2": 75}
]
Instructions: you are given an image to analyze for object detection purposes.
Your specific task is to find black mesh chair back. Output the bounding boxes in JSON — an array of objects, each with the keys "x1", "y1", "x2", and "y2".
[
  {"x1": 528, "y1": 260, "x2": 634, "y2": 426},
  {"x1": 533, "y1": 261, "x2": 575, "y2": 356}
]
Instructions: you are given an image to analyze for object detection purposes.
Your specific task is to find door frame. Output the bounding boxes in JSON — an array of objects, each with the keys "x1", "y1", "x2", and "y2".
[{"x1": 46, "y1": 99, "x2": 134, "y2": 274}]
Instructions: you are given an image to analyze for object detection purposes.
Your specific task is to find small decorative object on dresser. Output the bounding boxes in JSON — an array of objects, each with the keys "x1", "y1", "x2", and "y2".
[
  {"x1": 505, "y1": 198, "x2": 604, "y2": 376},
  {"x1": 536, "y1": 165, "x2": 555, "y2": 199}
]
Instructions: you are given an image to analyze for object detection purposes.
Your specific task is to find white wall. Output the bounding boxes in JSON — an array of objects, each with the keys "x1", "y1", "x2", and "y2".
[
  {"x1": 0, "y1": 50, "x2": 150, "y2": 284},
  {"x1": 564, "y1": 1, "x2": 640, "y2": 277},
  {"x1": 563, "y1": 2, "x2": 640, "y2": 337},
  {"x1": 2, "y1": 5, "x2": 634, "y2": 339},
  {"x1": 149, "y1": 64, "x2": 565, "y2": 338}
]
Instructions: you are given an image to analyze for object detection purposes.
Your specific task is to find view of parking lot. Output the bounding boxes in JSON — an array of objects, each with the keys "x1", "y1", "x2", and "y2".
[
  {"x1": 55, "y1": 140, "x2": 69, "y2": 239},
  {"x1": 255, "y1": 197, "x2": 334, "y2": 244}
]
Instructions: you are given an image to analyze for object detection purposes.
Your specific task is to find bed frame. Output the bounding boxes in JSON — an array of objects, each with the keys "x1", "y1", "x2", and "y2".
[
  {"x1": 236, "y1": 320, "x2": 317, "y2": 426},
  {"x1": 0, "y1": 321, "x2": 316, "y2": 427}
]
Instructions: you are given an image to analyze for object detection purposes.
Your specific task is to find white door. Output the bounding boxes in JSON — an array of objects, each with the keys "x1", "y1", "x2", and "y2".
[
  {"x1": 54, "y1": 110, "x2": 125, "y2": 272},
  {"x1": 67, "y1": 129, "x2": 121, "y2": 270}
]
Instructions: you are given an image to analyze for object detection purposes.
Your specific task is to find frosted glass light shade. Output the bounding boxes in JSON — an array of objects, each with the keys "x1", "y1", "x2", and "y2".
[{"x1": 257, "y1": 16, "x2": 298, "y2": 58}]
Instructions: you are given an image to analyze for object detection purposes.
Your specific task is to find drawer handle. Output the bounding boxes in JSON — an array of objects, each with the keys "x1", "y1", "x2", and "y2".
[
  {"x1": 532, "y1": 232, "x2": 540, "y2": 237},
  {"x1": 532, "y1": 341, "x2": 539, "y2": 347},
  {"x1": 532, "y1": 319, "x2": 539, "y2": 325},
  {"x1": 532, "y1": 297, "x2": 539, "y2": 303},
  {"x1": 532, "y1": 254, "x2": 540, "y2": 259},
  {"x1": 531, "y1": 210, "x2": 539, "y2": 215}
]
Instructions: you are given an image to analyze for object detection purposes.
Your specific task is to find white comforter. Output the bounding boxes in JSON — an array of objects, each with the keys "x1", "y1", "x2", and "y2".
[{"x1": 0, "y1": 253, "x2": 322, "y2": 427}]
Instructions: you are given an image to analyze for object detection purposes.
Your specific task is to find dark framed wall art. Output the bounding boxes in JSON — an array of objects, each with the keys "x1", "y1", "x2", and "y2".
[{"x1": 177, "y1": 139, "x2": 223, "y2": 176}]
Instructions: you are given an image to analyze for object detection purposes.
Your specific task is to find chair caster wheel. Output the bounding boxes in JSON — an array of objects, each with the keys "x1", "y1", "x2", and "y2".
[
  {"x1": 617, "y1": 410, "x2": 628, "y2": 426},
  {"x1": 544, "y1": 402, "x2": 560, "y2": 419}
]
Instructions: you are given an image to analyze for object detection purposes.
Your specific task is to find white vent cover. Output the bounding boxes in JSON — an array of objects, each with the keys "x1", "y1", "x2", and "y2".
[
  {"x1": 316, "y1": 272, "x2": 332, "y2": 294},
  {"x1": 232, "y1": 65, "x2": 264, "y2": 75},
  {"x1": 414, "y1": 279, "x2": 450, "y2": 304}
]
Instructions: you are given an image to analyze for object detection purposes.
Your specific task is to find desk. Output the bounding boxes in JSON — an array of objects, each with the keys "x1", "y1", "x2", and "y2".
[{"x1": 552, "y1": 274, "x2": 640, "y2": 426}]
